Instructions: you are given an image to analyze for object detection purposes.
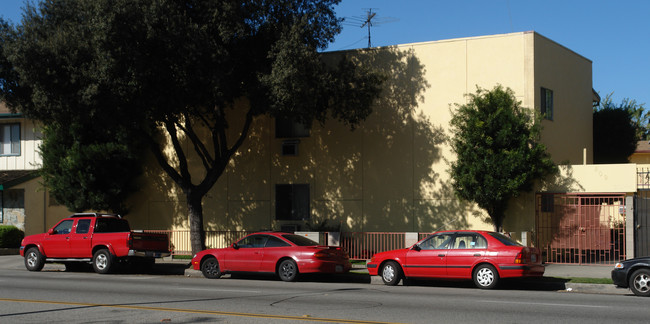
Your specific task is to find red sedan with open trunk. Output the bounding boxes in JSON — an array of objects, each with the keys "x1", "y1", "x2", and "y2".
[
  {"x1": 367, "y1": 230, "x2": 544, "y2": 289},
  {"x1": 192, "y1": 232, "x2": 351, "y2": 281}
]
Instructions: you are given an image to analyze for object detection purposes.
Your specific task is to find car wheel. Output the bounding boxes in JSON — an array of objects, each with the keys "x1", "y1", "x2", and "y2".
[
  {"x1": 201, "y1": 257, "x2": 222, "y2": 279},
  {"x1": 629, "y1": 268, "x2": 650, "y2": 297},
  {"x1": 381, "y1": 261, "x2": 402, "y2": 286},
  {"x1": 24, "y1": 247, "x2": 45, "y2": 271},
  {"x1": 473, "y1": 264, "x2": 499, "y2": 289},
  {"x1": 92, "y1": 249, "x2": 113, "y2": 274},
  {"x1": 278, "y1": 259, "x2": 298, "y2": 282}
]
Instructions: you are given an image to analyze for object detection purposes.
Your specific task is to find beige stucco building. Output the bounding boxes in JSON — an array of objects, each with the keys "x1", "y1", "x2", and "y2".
[
  {"x1": 117, "y1": 31, "x2": 596, "y2": 235},
  {"x1": 5, "y1": 31, "x2": 606, "y2": 241}
]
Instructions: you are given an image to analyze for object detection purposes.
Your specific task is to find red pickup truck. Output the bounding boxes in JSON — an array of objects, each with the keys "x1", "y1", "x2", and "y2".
[{"x1": 20, "y1": 213, "x2": 171, "y2": 274}]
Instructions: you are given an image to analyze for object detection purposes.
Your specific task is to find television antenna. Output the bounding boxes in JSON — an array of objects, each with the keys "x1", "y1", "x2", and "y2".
[{"x1": 343, "y1": 9, "x2": 398, "y2": 48}]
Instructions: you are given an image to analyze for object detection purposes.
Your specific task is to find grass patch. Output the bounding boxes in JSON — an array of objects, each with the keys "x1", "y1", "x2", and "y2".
[
  {"x1": 172, "y1": 255, "x2": 192, "y2": 260},
  {"x1": 565, "y1": 277, "x2": 613, "y2": 284}
]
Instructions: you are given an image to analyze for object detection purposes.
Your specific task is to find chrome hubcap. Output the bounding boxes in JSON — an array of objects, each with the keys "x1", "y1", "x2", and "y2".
[
  {"x1": 95, "y1": 254, "x2": 107, "y2": 270},
  {"x1": 382, "y1": 265, "x2": 395, "y2": 282},
  {"x1": 27, "y1": 252, "x2": 37, "y2": 267},
  {"x1": 476, "y1": 268, "x2": 494, "y2": 286}
]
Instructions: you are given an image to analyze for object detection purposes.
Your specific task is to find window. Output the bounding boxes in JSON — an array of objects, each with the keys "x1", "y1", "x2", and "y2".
[
  {"x1": 275, "y1": 184, "x2": 310, "y2": 220},
  {"x1": 418, "y1": 233, "x2": 454, "y2": 250},
  {"x1": 275, "y1": 117, "x2": 310, "y2": 138},
  {"x1": 282, "y1": 234, "x2": 318, "y2": 246},
  {"x1": 265, "y1": 236, "x2": 291, "y2": 248},
  {"x1": 452, "y1": 233, "x2": 487, "y2": 249},
  {"x1": 541, "y1": 87, "x2": 553, "y2": 120},
  {"x1": 236, "y1": 235, "x2": 268, "y2": 248},
  {"x1": 281, "y1": 140, "x2": 300, "y2": 156},
  {"x1": 52, "y1": 220, "x2": 74, "y2": 235},
  {"x1": 75, "y1": 219, "x2": 91, "y2": 234},
  {"x1": 94, "y1": 218, "x2": 131, "y2": 233},
  {"x1": 0, "y1": 123, "x2": 20, "y2": 156}
]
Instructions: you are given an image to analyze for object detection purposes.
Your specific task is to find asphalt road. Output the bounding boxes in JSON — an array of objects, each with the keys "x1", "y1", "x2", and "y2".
[{"x1": 0, "y1": 257, "x2": 647, "y2": 323}]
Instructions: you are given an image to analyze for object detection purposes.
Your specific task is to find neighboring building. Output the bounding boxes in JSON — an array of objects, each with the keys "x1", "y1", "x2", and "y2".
[
  {"x1": 0, "y1": 102, "x2": 41, "y2": 231},
  {"x1": 630, "y1": 140, "x2": 650, "y2": 164}
]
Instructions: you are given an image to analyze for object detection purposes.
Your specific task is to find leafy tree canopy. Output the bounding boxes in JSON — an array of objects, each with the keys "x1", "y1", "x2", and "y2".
[
  {"x1": 593, "y1": 93, "x2": 646, "y2": 163},
  {"x1": 450, "y1": 85, "x2": 557, "y2": 232},
  {"x1": 0, "y1": 0, "x2": 384, "y2": 254}
]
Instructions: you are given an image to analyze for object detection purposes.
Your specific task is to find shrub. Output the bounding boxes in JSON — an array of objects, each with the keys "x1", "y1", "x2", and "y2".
[{"x1": 0, "y1": 225, "x2": 25, "y2": 248}]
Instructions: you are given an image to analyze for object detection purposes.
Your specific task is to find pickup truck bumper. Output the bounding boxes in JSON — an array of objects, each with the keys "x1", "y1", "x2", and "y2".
[{"x1": 128, "y1": 250, "x2": 171, "y2": 258}]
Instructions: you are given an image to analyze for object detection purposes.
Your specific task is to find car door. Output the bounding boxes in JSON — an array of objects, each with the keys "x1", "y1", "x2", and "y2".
[
  {"x1": 404, "y1": 233, "x2": 453, "y2": 278},
  {"x1": 259, "y1": 236, "x2": 292, "y2": 272},
  {"x1": 67, "y1": 219, "x2": 93, "y2": 258},
  {"x1": 41, "y1": 219, "x2": 74, "y2": 258},
  {"x1": 445, "y1": 232, "x2": 488, "y2": 278},
  {"x1": 226, "y1": 234, "x2": 268, "y2": 272}
]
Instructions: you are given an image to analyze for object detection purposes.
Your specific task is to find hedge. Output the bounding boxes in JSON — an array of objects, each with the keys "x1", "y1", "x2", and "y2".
[{"x1": 0, "y1": 225, "x2": 25, "y2": 248}]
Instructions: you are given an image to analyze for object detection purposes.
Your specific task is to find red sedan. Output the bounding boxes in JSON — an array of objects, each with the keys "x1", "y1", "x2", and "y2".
[
  {"x1": 191, "y1": 232, "x2": 351, "y2": 281},
  {"x1": 367, "y1": 230, "x2": 544, "y2": 289}
]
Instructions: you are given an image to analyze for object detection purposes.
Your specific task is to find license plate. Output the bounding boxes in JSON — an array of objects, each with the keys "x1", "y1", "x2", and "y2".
[{"x1": 335, "y1": 265, "x2": 343, "y2": 273}]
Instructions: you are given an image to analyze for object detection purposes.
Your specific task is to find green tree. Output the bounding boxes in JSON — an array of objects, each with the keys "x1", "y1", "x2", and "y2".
[
  {"x1": 593, "y1": 93, "x2": 646, "y2": 163},
  {"x1": 449, "y1": 85, "x2": 557, "y2": 232},
  {"x1": 0, "y1": 0, "x2": 383, "y2": 254}
]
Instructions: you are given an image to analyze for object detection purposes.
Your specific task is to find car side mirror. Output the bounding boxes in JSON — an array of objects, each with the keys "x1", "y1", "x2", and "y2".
[
  {"x1": 411, "y1": 244, "x2": 421, "y2": 252},
  {"x1": 232, "y1": 243, "x2": 239, "y2": 250},
  {"x1": 48, "y1": 228, "x2": 55, "y2": 235}
]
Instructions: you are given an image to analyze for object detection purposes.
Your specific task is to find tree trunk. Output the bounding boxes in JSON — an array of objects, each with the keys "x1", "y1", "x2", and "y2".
[{"x1": 187, "y1": 190, "x2": 206, "y2": 255}]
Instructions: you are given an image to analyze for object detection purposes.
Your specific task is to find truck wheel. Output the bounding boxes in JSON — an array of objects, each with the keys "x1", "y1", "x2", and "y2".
[
  {"x1": 201, "y1": 257, "x2": 222, "y2": 279},
  {"x1": 24, "y1": 247, "x2": 45, "y2": 271},
  {"x1": 93, "y1": 249, "x2": 114, "y2": 274}
]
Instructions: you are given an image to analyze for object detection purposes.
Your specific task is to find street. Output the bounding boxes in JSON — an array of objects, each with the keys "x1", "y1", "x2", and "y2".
[{"x1": 0, "y1": 256, "x2": 647, "y2": 323}]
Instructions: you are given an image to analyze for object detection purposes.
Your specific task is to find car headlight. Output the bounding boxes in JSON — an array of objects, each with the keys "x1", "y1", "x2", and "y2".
[{"x1": 614, "y1": 262, "x2": 624, "y2": 269}]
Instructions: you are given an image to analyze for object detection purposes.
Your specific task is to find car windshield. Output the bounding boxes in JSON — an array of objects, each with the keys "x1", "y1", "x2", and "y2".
[
  {"x1": 282, "y1": 234, "x2": 319, "y2": 246},
  {"x1": 488, "y1": 232, "x2": 523, "y2": 246}
]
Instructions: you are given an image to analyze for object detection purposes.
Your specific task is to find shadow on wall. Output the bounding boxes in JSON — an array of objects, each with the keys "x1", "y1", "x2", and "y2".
[{"x1": 132, "y1": 46, "x2": 477, "y2": 233}]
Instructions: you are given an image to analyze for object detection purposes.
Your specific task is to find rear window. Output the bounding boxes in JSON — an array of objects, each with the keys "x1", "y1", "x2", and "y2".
[
  {"x1": 94, "y1": 218, "x2": 130, "y2": 233},
  {"x1": 281, "y1": 234, "x2": 319, "y2": 246},
  {"x1": 488, "y1": 232, "x2": 523, "y2": 247}
]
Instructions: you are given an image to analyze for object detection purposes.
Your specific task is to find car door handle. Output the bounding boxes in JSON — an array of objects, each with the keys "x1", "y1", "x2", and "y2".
[
  {"x1": 438, "y1": 254, "x2": 446, "y2": 257},
  {"x1": 474, "y1": 253, "x2": 481, "y2": 257}
]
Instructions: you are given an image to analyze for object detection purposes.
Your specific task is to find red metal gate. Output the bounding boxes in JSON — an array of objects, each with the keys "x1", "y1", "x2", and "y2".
[{"x1": 536, "y1": 194, "x2": 626, "y2": 265}]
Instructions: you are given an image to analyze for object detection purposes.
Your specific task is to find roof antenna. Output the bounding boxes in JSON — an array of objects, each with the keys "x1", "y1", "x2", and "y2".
[
  {"x1": 343, "y1": 9, "x2": 398, "y2": 49},
  {"x1": 361, "y1": 9, "x2": 377, "y2": 48}
]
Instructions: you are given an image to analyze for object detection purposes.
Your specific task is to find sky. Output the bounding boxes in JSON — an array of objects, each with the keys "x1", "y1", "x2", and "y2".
[{"x1": 0, "y1": 0, "x2": 648, "y2": 107}]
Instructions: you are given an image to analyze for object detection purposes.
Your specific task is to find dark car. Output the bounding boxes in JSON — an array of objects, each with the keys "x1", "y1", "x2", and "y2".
[
  {"x1": 612, "y1": 257, "x2": 650, "y2": 296},
  {"x1": 191, "y1": 232, "x2": 351, "y2": 281}
]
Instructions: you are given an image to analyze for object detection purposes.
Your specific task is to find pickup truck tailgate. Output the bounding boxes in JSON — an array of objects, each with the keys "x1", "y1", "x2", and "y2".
[{"x1": 131, "y1": 232, "x2": 169, "y2": 252}]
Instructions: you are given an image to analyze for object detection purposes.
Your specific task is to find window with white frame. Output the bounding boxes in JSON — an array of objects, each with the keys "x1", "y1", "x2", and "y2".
[{"x1": 0, "y1": 123, "x2": 20, "y2": 156}]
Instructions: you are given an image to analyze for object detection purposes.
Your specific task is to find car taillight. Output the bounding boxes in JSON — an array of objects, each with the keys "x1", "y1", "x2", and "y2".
[
  {"x1": 514, "y1": 252, "x2": 523, "y2": 264},
  {"x1": 127, "y1": 233, "x2": 133, "y2": 248}
]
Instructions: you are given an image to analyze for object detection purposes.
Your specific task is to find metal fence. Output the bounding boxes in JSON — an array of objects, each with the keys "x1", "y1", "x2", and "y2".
[
  {"x1": 145, "y1": 230, "x2": 426, "y2": 259},
  {"x1": 536, "y1": 194, "x2": 626, "y2": 265}
]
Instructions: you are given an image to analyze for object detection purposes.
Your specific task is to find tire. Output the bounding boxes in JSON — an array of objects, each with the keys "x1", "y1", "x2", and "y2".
[
  {"x1": 381, "y1": 261, "x2": 402, "y2": 286},
  {"x1": 629, "y1": 268, "x2": 650, "y2": 297},
  {"x1": 278, "y1": 259, "x2": 298, "y2": 282},
  {"x1": 92, "y1": 249, "x2": 114, "y2": 274},
  {"x1": 24, "y1": 247, "x2": 45, "y2": 271},
  {"x1": 201, "y1": 257, "x2": 222, "y2": 279},
  {"x1": 473, "y1": 264, "x2": 499, "y2": 289}
]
